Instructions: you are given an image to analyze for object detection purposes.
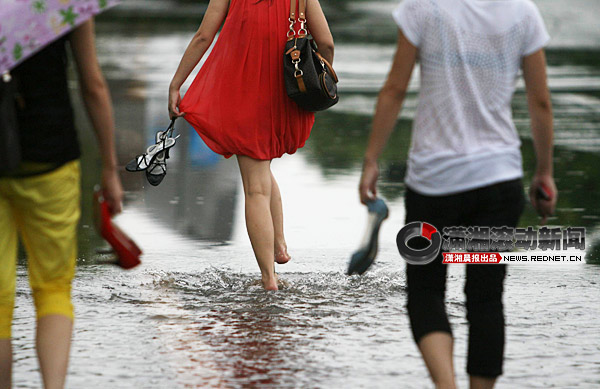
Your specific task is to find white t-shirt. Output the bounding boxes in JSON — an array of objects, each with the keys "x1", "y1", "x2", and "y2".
[{"x1": 392, "y1": 0, "x2": 550, "y2": 195}]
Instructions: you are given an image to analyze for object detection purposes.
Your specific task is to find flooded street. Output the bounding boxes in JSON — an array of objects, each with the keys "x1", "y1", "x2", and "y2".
[{"x1": 10, "y1": 0, "x2": 600, "y2": 387}]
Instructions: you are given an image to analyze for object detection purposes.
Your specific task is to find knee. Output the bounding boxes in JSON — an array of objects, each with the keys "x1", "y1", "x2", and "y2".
[
  {"x1": 0, "y1": 303, "x2": 14, "y2": 339},
  {"x1": 406, "y1": 290, "x2": 451, "y2": 343},
  {"x1": 32, "y1": 286, "x2": 74, "y2": 321},
  {"x1": 270, "y1": 184, "x2": 281, "y2": 201},
  {"x1": 465, "y1": 266, "x2": 505, "y2": 306},
  {"x1": 406, "y1": 290, "x2": 446, "y2": 320},
  {"x1": 244, "y1": 179, "x2": 271, "y2": 199},
  {"x1": 465, "y1": 286, "x2": 504, "y2": 325},
  {"x1": 465, "y1": 281, "x2": 504, "y2": 308},
  {"x1": 0, "y1": 281, "x2": 16, "y2": 338}
]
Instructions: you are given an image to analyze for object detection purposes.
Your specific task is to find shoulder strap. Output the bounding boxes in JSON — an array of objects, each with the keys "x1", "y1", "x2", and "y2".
[
  {"x1": 290, "y1": 0, "x2": 296, "y2": 20},
  {"x1": 290, "y1": 0, "x2": 306, "y2": 20},
  {"x1": 299, "y1": 0, "x2": 306, "y2": 20},
  {"x1": 288, "y1": 0, "x2": 308, "y2": 39}
]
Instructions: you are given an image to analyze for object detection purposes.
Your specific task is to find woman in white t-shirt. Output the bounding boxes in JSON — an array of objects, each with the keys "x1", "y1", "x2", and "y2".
[{"x1": 359, "y1": 0, "x2": 556, "y2": 388}]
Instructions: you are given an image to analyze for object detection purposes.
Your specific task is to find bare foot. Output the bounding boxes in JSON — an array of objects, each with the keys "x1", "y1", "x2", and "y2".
[
  {"x1": 263, "y1": 283, "x2": 278, "y2": 291},
  {"x1": 262, "y1": 274, "x2": 279, "y2": 290},
  {"x1": 275, "y1": 243, "x2": 291, "y2": 264}
]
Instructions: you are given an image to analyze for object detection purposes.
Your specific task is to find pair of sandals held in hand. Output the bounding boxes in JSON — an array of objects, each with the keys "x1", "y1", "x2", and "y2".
[{"x1": 125, "y1": 119, "x2": 178, "y2": 186}]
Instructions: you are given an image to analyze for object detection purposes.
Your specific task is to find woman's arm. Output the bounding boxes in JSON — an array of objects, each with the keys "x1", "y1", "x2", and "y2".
[
  {"x1": 169, "y1": 0, "x2": 230, "y2": 118},
  {"x1": 70, "y1": 19, "x2": 123, "y2": 214},
  {"x1": 359, "y1": 30, "x2": 417, "y2": 204},
  {"x1": 522, "y1": 48, "x2": 556, "y2": 224},
  {"x1": 306, "y1": 0, "x2": 334, "y2": 64}
]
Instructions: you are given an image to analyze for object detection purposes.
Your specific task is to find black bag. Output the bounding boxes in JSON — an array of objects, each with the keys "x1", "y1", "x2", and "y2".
[
  {"x1": 284, "y1": 0, "x2": 339, "y2": 112},
  {"x1": 0, "y1": 72, "x2": 21, "y2": 173}
]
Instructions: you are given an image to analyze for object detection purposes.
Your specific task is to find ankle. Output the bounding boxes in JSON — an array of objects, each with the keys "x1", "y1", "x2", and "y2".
[
  {"x1": 261, "y1": 274, "x2": 278, "y2": 290},
  {"x1": 434, "y1": 379, "x2": 457, "y2": 389},
  {"x1": 261, "y1": 271, "x2": 276, "y2": 282},
  {"x1": 274, "y1": 238, "x2": 287, "y2": 250},
  {"x1": 263, "y1": 282, "x2": 278, "y2": 291}
]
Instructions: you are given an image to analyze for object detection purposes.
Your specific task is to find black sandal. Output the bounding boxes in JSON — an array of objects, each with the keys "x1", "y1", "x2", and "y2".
[
  {"x1": 145, "y1": 141, "x2": 168, "y2": 186},
  {"x1": 125, "y1": 119, "x2": 177, "y2": 173}
]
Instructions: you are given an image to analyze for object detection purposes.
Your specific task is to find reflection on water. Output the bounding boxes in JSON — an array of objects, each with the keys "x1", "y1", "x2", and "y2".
[{"x1": 11, "y1": 1, "x2": 600, "y2": 387}]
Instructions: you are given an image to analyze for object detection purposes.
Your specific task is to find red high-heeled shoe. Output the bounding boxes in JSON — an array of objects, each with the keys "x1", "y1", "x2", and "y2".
[{"x1": 94, "y1": 189, "x2": 142, "y2": 269}]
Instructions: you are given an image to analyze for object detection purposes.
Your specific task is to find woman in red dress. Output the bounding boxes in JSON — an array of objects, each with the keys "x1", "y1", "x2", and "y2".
[{"x1": 169, "y1": 0, "x2": 334, "y2": 290}]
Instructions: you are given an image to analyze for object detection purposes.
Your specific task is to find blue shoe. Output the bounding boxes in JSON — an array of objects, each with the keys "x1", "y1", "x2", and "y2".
[{"x1": 347, "y1": 198, "x2": 389, "y2": 275}]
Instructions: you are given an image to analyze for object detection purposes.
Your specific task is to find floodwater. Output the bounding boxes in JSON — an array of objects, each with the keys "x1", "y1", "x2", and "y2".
[{"x1": 10, "y1": 1, "x2": 600, "y2": 388}]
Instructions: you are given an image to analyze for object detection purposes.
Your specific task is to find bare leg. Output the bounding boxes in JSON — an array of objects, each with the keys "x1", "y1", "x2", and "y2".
[
  {"x1": 237, "y1": 156, "x2": 278, "y2": 290},
  {"x1": 270, "y1": 172, "x2": 290, "y2": 264},
  {"x1": 418, "y1": 332, "x2": 457, "y2": 389},
  {"x1": 37, "y1": 315, "x2": 73, "y2": 389},
  {"x1": 470, "y1": 376, "x2": 496, "y2": 389},
  {"x1": 0, "y1": 339, "x2": 11, "y2": 389}
]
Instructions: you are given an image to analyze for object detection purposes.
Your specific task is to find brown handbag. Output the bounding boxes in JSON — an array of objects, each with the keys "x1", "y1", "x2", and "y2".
[{"x1": 283, "y1": 0, "x2": 339, "y2": 112}]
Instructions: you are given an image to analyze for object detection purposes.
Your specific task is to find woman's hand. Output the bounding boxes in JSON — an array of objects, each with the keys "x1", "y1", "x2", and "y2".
[
  {"x1": 529, "y1": 173, "x2": 557, "y2": 225},
  {"x1": 168, "y1": 87, "x2": 185, "y2": 119},
  {"x1": 102, "y1": 167, "x2": 124, "y2": 215},
  {"x1": 359, "y1": 159, "x2": 379, "y2": 204}
]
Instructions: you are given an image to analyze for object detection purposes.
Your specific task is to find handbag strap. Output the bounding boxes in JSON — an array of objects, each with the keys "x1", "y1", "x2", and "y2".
[
  {"x1": 288, "y1": 0, "x2": 308, "y2": 39},
  {"x1": 289, "y1": 0, "x2": 296, "y2": 20},
  {"x1": 298, "y1": 0, "x2": 306, "y2": 20},
  {"x1": 288, "y1": 0, "x2": 306, "y2": 21}
]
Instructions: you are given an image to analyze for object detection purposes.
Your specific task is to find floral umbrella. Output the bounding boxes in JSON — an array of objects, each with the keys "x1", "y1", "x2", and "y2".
[{"x1": 0, "y1": 0, "x2": 119, "y2": 75}]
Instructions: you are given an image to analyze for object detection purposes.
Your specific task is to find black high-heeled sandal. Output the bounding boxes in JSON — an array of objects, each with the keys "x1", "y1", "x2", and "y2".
[
  {"x1": 125, "y1": 119, "x2": 178, "y2": 173},
  {"x1": 145, "y1": 130, "x2": 169, "y2": 186}
]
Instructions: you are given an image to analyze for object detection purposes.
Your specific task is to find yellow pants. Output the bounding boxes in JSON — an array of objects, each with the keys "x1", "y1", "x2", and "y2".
[{"x1": 0, "y1": 161, "x2": 80, "y2": 338}]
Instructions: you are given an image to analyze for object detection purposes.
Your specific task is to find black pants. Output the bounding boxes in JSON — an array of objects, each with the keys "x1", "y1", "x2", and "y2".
[{"x1": 405, "y1": 179, "x2": 525, "y2": 378}]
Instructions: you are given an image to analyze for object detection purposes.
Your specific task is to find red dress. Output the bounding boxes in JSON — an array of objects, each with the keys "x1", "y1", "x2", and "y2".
[{"x1": 179, "y1": 0, "x2": 315, "y2": 160}]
